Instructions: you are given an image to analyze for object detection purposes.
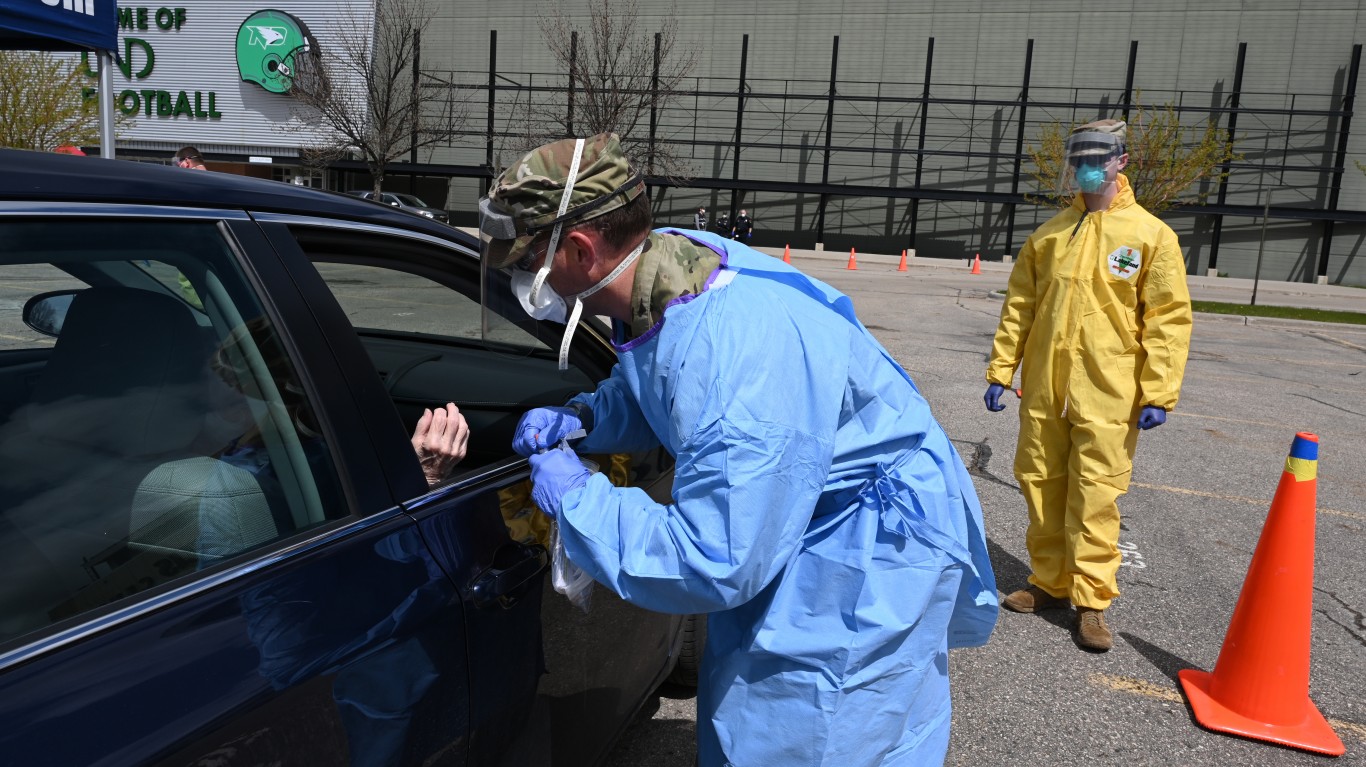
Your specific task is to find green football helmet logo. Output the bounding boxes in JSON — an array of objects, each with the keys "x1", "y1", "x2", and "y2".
[{"x1": 236, "y1": 10, "x2": 316, "y2": 94}]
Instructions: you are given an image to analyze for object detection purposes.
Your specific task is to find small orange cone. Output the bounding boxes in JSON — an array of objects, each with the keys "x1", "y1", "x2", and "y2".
[
  {"x1": 1014, "y1": 388, "x2": 1023, "y2": 399},
  {"x1": 783, "y1": 244, "x2": 792, "y2": 264},
  {"x1": 971, "y1": 253, "x2": 982, "y2": 274},
  {"x1": 846, "y1": 248, "x2": 858, "y2": 270},
  {"x1": 897, "y1": 249, "x2": 908, "y2": 272},
  {"x1": 1177, "y1": 433, "x2": 1344, "y2": 756}
]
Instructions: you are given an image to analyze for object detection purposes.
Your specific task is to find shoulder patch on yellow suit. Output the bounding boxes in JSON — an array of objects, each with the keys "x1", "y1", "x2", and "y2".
[{"x1": 1108, "y1": 246, "x2": 1142, "y2": 279}]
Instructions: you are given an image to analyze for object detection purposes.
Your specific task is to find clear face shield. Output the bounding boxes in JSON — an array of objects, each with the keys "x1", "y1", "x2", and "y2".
[
  {"x1": 1057, "y1": 130, "x2": 1124, "y2": 197},
  {"x1": 476, "y1": 198, "x2": 559, "y2": 355}
]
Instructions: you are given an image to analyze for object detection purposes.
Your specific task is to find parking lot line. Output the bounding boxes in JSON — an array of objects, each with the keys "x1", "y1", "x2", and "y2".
[{"x1": 1130, "y1": 481, "x2": 1365, "y2": 522}]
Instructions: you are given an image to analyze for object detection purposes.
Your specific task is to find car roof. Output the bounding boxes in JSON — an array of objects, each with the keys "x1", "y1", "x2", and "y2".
[{"x1": 0, "y1": 149, "x2": 468, "y2": 244}]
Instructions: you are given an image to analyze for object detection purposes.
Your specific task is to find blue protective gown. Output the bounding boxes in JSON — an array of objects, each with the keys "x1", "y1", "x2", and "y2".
[{"x1": 560, "y1": 231, "x2": 997, "y2": 766}]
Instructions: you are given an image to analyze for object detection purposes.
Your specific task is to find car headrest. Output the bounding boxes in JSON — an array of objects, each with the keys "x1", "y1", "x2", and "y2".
[{"x1": 27, "y1": 286, "x2": 207, "y2": 457}]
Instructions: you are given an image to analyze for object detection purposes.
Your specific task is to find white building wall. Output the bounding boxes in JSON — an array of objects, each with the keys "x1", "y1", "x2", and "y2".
[{"x1": 90, "y1": 0, "x2": 377, "y2": 155}]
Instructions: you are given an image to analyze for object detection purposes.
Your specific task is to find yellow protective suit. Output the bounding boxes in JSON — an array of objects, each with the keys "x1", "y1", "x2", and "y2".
[{"x1": 987, "y1": 174, "x2": 1192, "y2": 609}]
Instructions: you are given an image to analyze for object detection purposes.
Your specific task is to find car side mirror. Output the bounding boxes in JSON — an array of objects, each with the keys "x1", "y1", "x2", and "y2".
[{"x1": 23, "y1": 290, "x2": 80, "y2": 337}]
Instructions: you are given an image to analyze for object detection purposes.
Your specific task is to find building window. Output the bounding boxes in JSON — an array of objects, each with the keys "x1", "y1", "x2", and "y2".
[{"x1": 272, "y1": 167, "x2": 324, "y2": 188}]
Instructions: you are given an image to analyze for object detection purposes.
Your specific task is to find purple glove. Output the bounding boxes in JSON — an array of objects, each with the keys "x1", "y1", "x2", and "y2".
[
  {"x1": 1137, "y1": 406, "x2": 1167, "y2": 430},
  {"x1": 512, "y1": 406, "x2": 584, "y2": 457},
  {"x1": 984, "y1": 383, "x2": 1006, "y2": 412},
  {"x1": 529, "y1": 449, "x2": 593, "y2": 519}
]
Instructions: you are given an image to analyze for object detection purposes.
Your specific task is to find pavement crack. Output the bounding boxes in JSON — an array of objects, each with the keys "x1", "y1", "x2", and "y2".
[
  {"x1": 955, "y1": 288, "x2": 1005, "y2": 318},
  {"x1": 931, "y1": 346, "x2": 989, "y2": 357},
  {"x1": 1315, "y1": 588, "x2": 1366, "y2": 649},
  {"x1": 1300, "y1": 330, "x2": 1366, "y2": 355},
  {"x1": 1289, "y1": 392, "x2": 1366, "y2": 419}
]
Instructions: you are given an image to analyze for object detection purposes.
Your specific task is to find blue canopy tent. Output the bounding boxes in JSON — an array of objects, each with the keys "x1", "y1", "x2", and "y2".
[{"x1": 0, "y1": 0, "x2": 119, "y2": 157}]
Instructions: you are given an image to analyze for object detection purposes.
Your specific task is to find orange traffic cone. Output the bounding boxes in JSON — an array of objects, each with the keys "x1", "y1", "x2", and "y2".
[
  {"x1": 783, "y1": 244, "x2": 792, "y2": 264},
  {"x1": 1177, "y1": 433, "x2": 1344, "y2": 756},
  {"x1": 897, "y1": 249, "x2": 908, "y2": 272},
  {"x1": 971, "y1": 253, "x2": 982, "y2": 274},
  {"x1": 846, "y1": 248, "x2": 858, "y2": 270}
]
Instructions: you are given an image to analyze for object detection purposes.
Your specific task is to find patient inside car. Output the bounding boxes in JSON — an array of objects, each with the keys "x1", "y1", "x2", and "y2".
[{"x1": 186, "y1": 317, "x2": 470, "y2": 562}]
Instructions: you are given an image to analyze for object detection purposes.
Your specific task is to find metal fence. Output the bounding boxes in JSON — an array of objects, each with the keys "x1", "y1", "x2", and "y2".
[{"x1": 403, "y1": 32, "x2": 1364, "y2": 282}]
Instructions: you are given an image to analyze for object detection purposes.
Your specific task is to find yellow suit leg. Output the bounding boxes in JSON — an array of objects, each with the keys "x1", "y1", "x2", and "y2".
[
  {"x1": 1014, "y1": 407, "x2": 1071, "y2": 599},
  {"x1": 1064, "y1": 417, "x2": 1138, "y2": 608}
]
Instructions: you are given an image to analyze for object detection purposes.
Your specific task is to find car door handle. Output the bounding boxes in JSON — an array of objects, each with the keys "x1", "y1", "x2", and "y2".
[{"x1": 470, "y1": 544, "x2": 548, "y2": 610}]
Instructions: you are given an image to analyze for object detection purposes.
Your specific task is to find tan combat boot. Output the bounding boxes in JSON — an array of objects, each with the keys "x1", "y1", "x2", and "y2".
[
  {"x1": 1075, "y1": 607, "x2": 1113, "y2": 651},
  {"x1": 1001, "y1": 585, "x2": 1068, "y2": 613}
]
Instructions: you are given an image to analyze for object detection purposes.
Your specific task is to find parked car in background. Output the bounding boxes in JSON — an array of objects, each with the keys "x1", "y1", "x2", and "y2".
[
  {"x1": 346, "y1": 189, "x2": 451, "y2": 224},
  {"x1": 0, "y1": 149, "x2": 698, "y2": 767}
]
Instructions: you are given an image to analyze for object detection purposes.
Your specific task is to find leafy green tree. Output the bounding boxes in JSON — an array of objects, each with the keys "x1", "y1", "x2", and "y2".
[
  {"x1": 0, "y1": 51, "x2": 114, "y2": 151},
  {"x1": 1027, "y1": 97, "x2": 1238, "y2": 214}
]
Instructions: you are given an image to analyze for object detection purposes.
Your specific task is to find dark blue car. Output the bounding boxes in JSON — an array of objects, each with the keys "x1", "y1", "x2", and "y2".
[{"x1": 0, "y1": 149, "x2": 697, "y2": 766}]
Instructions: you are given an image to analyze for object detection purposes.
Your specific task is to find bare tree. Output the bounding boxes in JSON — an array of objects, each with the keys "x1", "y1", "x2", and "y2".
[
  {"x1": 0, "y1": 51, "x2": 128, "y2": 151},
  {"x1": 287, "y1": 0, "x2": 464, "y2": 194},
  {"x1": 531, "y1": 0, "x2": 697, "y2": 178}
]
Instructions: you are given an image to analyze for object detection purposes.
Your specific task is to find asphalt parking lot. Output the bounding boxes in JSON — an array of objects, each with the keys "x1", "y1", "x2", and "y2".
[{"x1": 605, "y1": 252, "x2": 1366, "y2": 766}]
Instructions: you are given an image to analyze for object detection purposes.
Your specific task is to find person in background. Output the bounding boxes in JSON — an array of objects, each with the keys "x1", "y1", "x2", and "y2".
[
  {"x1": 480, "y1": 133, "x2": 997, "y2": 766},
  {"x1": 174, "y1": 146, "x2": 207, "y2": 170},
  {"x1": 694, "y1": 206, "x2": 708, "y2": 231},
  {"x1": 732, "y1": 208, "x2": 753, "y2": 244},
  {"x1": 713, "y1": 210, "x2": 729, "y2": 237},
  {"x1": 984, "y1": 119, "x2": 1192, "y2": 652}
]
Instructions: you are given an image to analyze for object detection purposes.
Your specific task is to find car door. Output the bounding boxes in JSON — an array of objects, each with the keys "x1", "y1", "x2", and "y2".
[
  {"x1": 0, "y1": 210, "x2": 473, "y2": 766},
  {"x1": 251, "y1": 214, "x2": 684, "y2": 766}
]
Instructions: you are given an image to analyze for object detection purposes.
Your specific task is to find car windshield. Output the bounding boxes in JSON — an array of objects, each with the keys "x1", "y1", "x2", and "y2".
[{"x1": 394, "y1": 193, "x2": 428, "y2": 208}]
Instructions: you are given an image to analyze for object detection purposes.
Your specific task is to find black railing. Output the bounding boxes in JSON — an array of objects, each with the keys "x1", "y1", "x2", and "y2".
[{"x1": 401, "y1": 37, "x2": 1364, "y2": 281}]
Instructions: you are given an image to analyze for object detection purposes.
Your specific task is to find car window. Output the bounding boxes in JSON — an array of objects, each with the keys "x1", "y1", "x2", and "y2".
[
  {"x1": 290, "y1": 226, "x2": 610, "y2": 474},
  {"x1": 314, "y1": 261, "x2": 548, "y2": 349},
  {"x1": 394, "y1": 194, "x2": 427, "y2": 208},
  {"x1": 0, "y1": 218, "x2": 347, "y2": 650}
]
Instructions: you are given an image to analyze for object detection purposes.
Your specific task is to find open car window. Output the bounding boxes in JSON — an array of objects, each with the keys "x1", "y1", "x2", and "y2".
[{"x1": 288, "y1": 226, "x2": 605, "y2": 474}]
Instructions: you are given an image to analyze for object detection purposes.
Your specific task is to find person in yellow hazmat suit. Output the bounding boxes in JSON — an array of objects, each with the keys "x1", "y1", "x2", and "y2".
[{"x1": 984, "y1": 119, "x2": 1192, "y2": 652}]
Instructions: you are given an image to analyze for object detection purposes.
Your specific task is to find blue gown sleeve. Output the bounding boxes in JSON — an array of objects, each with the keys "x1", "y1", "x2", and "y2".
[
  {"x1": 556, "y1": 290, "x2": 842, "y2": 614},
  {"x1": 570, "y1": 363, "x2": 660, "y2": 454}
]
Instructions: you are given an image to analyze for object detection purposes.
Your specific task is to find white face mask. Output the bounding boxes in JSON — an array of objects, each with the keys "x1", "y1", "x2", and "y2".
[
  {"x1": 511, "y1": 238, "x2": 646, "y2": 371},
  {"x1": 511, "y1": 268, "x2": 568, "y2": 323}
]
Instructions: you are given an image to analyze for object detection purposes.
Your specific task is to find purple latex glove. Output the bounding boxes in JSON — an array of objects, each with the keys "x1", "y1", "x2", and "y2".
[
  {"x1": 529, "y1": 449, "x2": 593, "y2": 519},
  {"x1": 1137, "y1": 406, "x2": 1167, "y2": 430},
  {"x1": 512, "y1": 406, "x2": 584, "y2": 457},
  {"x1": 984, "y1": 383, "x2": 1006, "y2": 412}
]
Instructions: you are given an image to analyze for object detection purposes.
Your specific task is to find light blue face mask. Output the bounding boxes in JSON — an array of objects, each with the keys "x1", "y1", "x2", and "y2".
[{"x1": 1075, "y1": 163, "x2": 1109, "y2": 194}]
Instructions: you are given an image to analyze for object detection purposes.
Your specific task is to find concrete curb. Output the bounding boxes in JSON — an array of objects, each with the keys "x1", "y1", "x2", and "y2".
[{"x1": 1194, "y1": 312, "x2": 1366, "y2": 332}]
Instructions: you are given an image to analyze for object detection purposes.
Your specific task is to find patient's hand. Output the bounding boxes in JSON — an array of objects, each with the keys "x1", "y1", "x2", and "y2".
[{"x1": 412, "y1": 403, "x2": 470, "y2": 486}]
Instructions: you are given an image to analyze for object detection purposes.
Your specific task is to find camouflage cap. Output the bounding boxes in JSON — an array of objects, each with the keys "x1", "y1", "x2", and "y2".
[
  {"x1": 1067, "y1": 119, "x2": 1127, "y2": 158},
  {"x1": 481, "y1": 133, "x2": 644, "y2": 269}
]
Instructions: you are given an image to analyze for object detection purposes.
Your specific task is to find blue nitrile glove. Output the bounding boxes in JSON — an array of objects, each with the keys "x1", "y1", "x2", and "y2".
[
  {"x1": 984, "y1": 383, "x2": 1006, "y2": 412},
  {"x1": 513, "y1": 406, "x2": 584, "y2": 457},
  {"x1": 528, "y1": 448, "x2": 593, "y2": 520},
  {"x1": 1137, "y1": 406, "x2": 1167, "y2": 430}
]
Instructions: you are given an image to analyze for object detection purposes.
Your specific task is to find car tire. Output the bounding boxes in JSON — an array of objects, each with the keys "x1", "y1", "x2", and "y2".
[{"x1": 666, "y1": 613, "x2": 707, "y2": 687}]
